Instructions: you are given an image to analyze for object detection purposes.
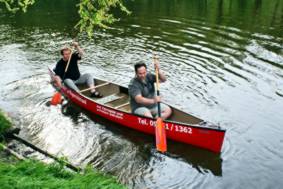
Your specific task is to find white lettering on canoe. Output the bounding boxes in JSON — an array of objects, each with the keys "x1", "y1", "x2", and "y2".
[
  {"x1": 138, "y1": 118, "x2": 148, "y2": 125},
  {"x1": 137, "y1": 118, "x2": 192, "y2": 134},
  {"x1": 67, "y1": 90, "x2": 87, "y2": 105},
  {"x1": 96, "y1": 105, "x2": 124, "y2": 120}
]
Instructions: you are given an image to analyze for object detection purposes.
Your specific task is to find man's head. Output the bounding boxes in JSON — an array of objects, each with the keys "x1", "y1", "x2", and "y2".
[
  {"x1": 60, "y1": 46, "x2": 72, "y2": 61},
  {"x1": 134, "y1": 61, "x2": 147, "y2": 81}
]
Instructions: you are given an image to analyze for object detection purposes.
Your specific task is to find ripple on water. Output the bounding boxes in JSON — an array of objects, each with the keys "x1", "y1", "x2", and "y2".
[{"x1": 1, "y1": 2, "x2": 283, "y2": 188}]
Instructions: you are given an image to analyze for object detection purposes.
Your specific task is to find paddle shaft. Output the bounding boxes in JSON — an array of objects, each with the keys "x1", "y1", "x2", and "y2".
[
  {"x1": 154, "y1": 55, "x2": 167, "y2": 153},
  {"x1": 154, "y1": 57, "x2": 161, "y2": 117},
  {"x1": 62, "y1": 48, "x2": 73, "y2": 81},
  {"x1": 156, "y1": 84, "x2": 161, "y2": 117}
]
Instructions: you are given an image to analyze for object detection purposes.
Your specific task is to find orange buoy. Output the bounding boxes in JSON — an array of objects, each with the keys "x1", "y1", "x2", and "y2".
[{"x1": 50, "y1": 92, "x2": 62, "y2": 105}]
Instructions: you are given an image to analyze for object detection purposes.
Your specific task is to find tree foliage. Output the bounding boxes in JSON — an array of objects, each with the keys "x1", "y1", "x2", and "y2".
[
  {"x1": 0, "y1": 0, "x2": 130, "y2": 37},
  {"x1": 77, "y1": 0, "x2": 130, "y2": 36},
  {"x1": 0, "y1": 0, "x2": 35, "y2": 13}
]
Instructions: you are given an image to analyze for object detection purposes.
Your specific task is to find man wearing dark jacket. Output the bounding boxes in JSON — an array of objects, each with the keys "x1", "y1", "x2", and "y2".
[{"x1": 53, "y1": 42, "x2": 102, "y2": 98}]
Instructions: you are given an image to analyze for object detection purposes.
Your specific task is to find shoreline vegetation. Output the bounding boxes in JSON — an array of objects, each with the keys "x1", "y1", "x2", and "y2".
[
  {"x1": 0, "y1": 0, "x2": 130, "y2": 37},
  {"x1": 0, "y1": 110, "x2": 11, "y2": 139},
  {"x1": 0, "y1": 109, "x2": 126, "y2": 189}
]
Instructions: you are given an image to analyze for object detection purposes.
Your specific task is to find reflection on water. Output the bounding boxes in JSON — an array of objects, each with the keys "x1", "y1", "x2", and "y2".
[{"x1": 0, "y1": 0, "x2": 283, "y2": 188}]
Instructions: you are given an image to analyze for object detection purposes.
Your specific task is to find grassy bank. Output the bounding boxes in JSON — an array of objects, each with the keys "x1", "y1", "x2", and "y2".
[
  {"x1": 0, "y1": 110, "x2": 126, "y2": 189},
  {"x1": 0, "y1": 110, "x2": 11, "y2": 139},
  {"x1": 0, "y1": 159, "x2": 126, "y2": 189}
]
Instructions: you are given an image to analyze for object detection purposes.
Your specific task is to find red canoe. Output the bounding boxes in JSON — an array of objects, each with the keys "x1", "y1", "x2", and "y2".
[{"x1": 49, "y1": 68, "x2": 225, "y2": 153}]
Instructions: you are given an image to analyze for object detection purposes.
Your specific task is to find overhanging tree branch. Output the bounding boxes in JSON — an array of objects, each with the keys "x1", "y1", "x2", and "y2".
[{"x1": 0, "y1": 0, "x2": 131, "y2": 37}]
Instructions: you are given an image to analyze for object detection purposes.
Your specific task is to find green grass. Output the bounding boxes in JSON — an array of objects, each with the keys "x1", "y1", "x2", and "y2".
[
  {"x1": 0, "y1": 110, "x2": 126, "y2": 188},
  {"x1": 0, "y1": 110, "x2": 12, "y2": 140},
  {"x1": 0, "y1": 159, "x2": 126, "y2": 189}
]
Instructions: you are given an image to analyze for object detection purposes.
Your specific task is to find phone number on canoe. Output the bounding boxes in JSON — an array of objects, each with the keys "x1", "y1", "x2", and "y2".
[
  {"x1": 137, "y1": 118, "x2": 192, "y2": 134},
  {"x1": 165, "y1": 124, "x2": 192, "y2": 134}
]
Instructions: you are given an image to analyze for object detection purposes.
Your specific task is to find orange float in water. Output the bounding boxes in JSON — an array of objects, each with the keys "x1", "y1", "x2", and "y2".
[{"x1": 50, "y1": 92, "x2": 62, "y2": 105}]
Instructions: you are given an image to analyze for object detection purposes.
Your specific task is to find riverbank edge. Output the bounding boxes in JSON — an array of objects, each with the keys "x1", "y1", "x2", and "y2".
[
  {"x1": 0, "y1": 109, "x2": 126, "y2": 189},
  {"x1": 0, "y1": 109, "x2": 11, "y2": 138}
]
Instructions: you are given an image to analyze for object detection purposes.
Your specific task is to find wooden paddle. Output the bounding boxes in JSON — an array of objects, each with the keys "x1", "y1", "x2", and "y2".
[
  {"x1": 154, "y1": 55, "x2": 167, "y2": 153},
  {"x1": 62, "y1": 48, "x2": 73, "y2": 80},
  {"x1": 51, "y1": 48, "x2": 73, "y2": 106}
]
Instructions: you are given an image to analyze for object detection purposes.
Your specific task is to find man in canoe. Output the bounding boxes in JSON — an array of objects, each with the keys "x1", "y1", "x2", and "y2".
[
  {"x1": 52, "y1": 42, "x2": 102, "y2": 98},
  {"x1": 128, "y1": 61, "x2": 172, "y2": 119}
]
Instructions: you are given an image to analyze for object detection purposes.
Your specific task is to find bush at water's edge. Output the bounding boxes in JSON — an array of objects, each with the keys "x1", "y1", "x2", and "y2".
[{"x1": 0, "y1": 110, "x2": 11, "y2": 140}]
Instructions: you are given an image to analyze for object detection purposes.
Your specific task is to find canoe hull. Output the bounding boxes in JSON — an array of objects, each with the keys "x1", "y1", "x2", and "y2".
[{"x1": 61, "y1": 87, "x2": 225, "y2": 153}]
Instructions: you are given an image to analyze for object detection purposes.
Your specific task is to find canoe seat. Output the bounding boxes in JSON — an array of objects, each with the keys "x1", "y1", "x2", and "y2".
[
  {"x1": 115, "y1": 102, "x2": 130, "y2": 109},
  {"x1": 104, "y1": 94, "x2": 127, "y2": 104},
  {"x1": 80, "y1": 82, "x2": 110, "y2": 93},
  {"x1": 94, "y1": 93, "x2": 125, "y2": 104}
]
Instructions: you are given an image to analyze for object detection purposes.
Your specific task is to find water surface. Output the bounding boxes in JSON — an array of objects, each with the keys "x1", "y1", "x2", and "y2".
[{"x1": 0, "y1": 0, "x2": 283, "y2": 188}]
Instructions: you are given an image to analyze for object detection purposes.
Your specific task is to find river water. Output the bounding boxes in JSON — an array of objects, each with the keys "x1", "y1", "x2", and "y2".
[{"x1": 0, "y1": 0, "x2": 283, "y2": 188}]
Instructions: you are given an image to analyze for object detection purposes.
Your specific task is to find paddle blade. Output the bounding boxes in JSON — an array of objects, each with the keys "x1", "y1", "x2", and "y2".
[
  {"x1": 155, "y1": 117, "x2": 167, "y2": 153},
  {"x1": 50, "y1": 92, "x2": 62, "y2": 105}
]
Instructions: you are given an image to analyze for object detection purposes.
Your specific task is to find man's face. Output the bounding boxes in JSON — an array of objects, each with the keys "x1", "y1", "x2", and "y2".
[
  {"x1": 62, "y1": 49, "x2": 71, "y2": 61},
  {"x1": 136, "y1": 66, "x2": 147, "y2": 81}
]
